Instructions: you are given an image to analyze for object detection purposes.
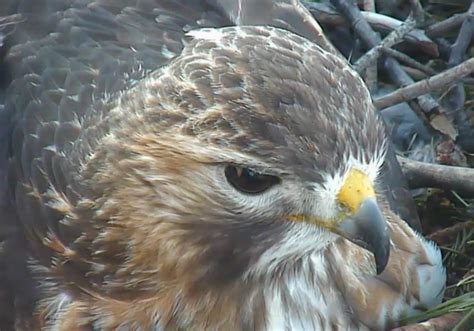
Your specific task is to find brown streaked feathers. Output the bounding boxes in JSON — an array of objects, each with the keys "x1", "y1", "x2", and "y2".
[{"x1": 0, "y1": 0, "x2": 444, "y2": 330}]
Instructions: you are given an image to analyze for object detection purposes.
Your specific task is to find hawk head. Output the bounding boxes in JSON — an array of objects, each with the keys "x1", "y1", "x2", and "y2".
[{"x1": 68, "y1": 26, "x2": 388, "y2": 299}]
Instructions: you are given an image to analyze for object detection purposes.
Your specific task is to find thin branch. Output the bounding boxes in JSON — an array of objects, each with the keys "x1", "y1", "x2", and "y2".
[
  {"x1": 449, "y1": 2, "x2": 474, "y2": 69},
  {"x1": 408, "y1": 0, "x2": 424, "y2": 26},
  {"x1": 329, "y1": 0, "x2": 444, "y2": 117},
  {"x1": 384, "y1": 57, "x2": 442, "y2": 115},
  {"x1": 328, "y1": 0, "x2": 396, "y2": 46},
  {"x1": 362, "y1": 0, "x2": 378, "y2": 92},
  {"x1": 362, "y1": 11, "x2": 437, "y2": 56},
  {"x1": 382, "y1": 47, "x2": 437, "y2": 76},
  {"x1": 302, "y1": 2, "x2": 437, "y2": 55},
  {"x1": 426, "y1": 13, "x2": 467, "y2": 38},
  {"x1": 354, "y1": 14, "x2": 416, "y2": 73},
  {"x1": 445, "y1": 1, "x2": 474, "y2": 152},
  {"x1": 402, "y1": 66, "x2": 429, "y2": 80},
  {"x1": 428, "y1": 222, "x2": 474, "y2": 246},
  {"x1": 374, "y1": 58, "x2": 474, "y2": 109},
  {"x1": 397, "y1": 156, "x2": 474, "y2": 194}
]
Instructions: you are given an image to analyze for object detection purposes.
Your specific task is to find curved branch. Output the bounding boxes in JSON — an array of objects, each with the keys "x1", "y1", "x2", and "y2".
[{"x1": 398, "y1": 156, "x2": 474, "y2": 194}]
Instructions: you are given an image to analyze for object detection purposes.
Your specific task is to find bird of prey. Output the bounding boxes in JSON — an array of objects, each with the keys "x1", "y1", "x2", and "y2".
[{"x1": 0, "y1": 0, "x2": 445, "y2": 330}]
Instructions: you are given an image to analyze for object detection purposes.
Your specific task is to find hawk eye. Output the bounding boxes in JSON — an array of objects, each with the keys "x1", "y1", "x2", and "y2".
[{"x1": 224, "y1": 166, "x2": 280, "y2": 194}]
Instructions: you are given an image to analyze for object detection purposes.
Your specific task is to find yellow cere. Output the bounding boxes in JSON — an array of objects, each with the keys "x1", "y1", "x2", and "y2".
[
  {"x1": 287, "y1": 169, "x2": 375, "y2": 227},
  {"x1": 337, "y1": 169, "x2": 375, "y2": 213}
]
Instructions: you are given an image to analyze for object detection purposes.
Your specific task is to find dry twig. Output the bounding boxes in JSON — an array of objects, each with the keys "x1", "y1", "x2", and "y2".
[
  {"x1": 449, "y1": 2, "x2": 474, "y2": 67},
  {"x1": 374, "y1": 58, "x2": 474, "y2": 109},
  {"x1": 398, "y1": 156, "x2": 474, "y2": 194},
  {"x1": 381, "y1": 47, "x2": 437, "y2": 76},
  {"x1": 362, "y1": 0, "x2": 377, "y2": 91},
  {"x1": 329, "y1": 0, "x2": 445, "y2": 120},
  {"x1": 426, "y1": 13, "x2": 467, "y2": 38},
  {"x1": 354, "y1": 14, "x2": 416, "y2": 73},
  {"x1": 302, "y1": 2, "x2": 437, "y2": 55},
  {"x1": 445, "y1": 2, "x2": 474, "y2": 153},
  {"x1": 428, "y1": 222, "x2": 474, "y2": 246}
]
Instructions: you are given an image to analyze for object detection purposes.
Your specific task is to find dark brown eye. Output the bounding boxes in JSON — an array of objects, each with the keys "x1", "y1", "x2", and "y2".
[{"x1": 225, "y1": 166, "x2": 280, "y2": 194}]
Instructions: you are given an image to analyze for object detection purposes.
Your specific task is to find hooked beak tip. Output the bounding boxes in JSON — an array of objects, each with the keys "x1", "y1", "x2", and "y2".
[{"x1": 335, "y1": 198, "x2": 390, "y2": 275}]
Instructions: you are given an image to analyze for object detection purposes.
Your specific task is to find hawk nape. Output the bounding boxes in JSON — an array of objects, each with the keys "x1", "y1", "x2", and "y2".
[{"x1": 0, "y1": 1, "x2": 445, "y2": 330}]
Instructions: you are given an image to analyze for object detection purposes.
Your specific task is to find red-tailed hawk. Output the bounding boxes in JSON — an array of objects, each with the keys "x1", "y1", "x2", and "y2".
[{"x1": 0, "y1": 0, "x2": 445, "y2": 330}]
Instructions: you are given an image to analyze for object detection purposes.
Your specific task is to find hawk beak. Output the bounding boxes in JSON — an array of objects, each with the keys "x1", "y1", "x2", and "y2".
[
  {"x1": 334, "y1": 197, "x2": 390, "y2": 274},
  {"x1": 288, "y1": 169, "x2": 390, "y2": 274},
  {"x1": 335, "y1": 169, "x2": 390, "y2": 274}
]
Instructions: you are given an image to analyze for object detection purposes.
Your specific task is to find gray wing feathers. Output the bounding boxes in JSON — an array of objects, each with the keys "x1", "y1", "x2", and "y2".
[{"x1": 0, "y1": 1, "x2": 232, "y2": 324}]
